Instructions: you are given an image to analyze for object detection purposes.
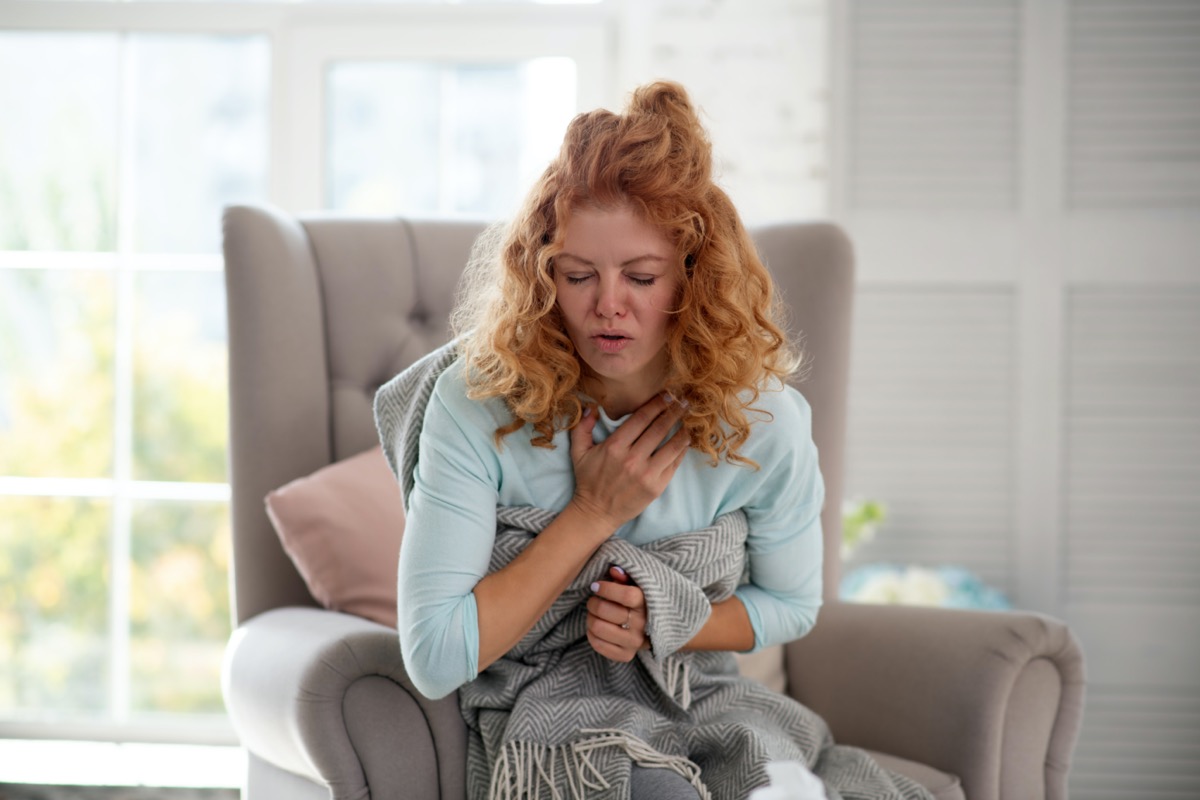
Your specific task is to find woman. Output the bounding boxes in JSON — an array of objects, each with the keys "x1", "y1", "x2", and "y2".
[{"x1": 380, "y1": 82, "x2": 924, "y2": 800}]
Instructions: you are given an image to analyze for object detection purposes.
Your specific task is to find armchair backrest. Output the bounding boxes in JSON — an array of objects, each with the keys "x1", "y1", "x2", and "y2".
[{"x1": 222, "y1": 203, "x2": 854, "y2": 626}]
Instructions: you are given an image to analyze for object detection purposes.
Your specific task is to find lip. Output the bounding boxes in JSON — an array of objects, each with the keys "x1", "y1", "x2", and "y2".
[{"x1": 591, "y1": 332, "x2": 632, "y2": 354}]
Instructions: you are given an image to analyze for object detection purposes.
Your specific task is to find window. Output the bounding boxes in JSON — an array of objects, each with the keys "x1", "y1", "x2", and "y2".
[
  {"x1": 327, "y1": 59, "x2": 578, "y2": 216},
  {"x1": 0, "y1": 28, "x2": 268, "y2": 738},
  {"x1": 0, "y1": 3, "x2": 605, "y2": 741}
]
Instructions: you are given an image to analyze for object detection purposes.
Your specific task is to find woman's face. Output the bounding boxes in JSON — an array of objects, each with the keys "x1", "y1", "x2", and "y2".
[{"x1": 553, "y1": 205, "x2": 682, "y2": 407}]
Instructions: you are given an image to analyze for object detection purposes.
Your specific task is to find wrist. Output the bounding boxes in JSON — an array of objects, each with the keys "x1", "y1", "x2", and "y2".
[
  {"x1": 565, "y1": 496, "x2": 620, "y2": 542},
  {"x1": 683, "y1": 596, "x2": 755, "y2": 653}
]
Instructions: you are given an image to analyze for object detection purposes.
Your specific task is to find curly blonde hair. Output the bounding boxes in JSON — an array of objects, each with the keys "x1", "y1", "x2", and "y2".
[{"x1": 452, "y1": 80, "x2": 800, "y2": 467}]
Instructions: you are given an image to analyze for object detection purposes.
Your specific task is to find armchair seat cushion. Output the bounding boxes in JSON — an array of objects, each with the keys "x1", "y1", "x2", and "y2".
[{"x1": 867, "y1": 751, "x2": 964, "y2": 800}]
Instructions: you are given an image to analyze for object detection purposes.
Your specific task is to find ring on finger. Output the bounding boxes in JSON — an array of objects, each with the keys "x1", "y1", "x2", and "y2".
[{"x1": 620, "y1": 609, "x2": 632, "y2": 630}]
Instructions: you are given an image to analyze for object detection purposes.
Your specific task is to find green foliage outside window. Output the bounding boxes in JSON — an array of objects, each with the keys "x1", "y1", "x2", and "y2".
[
  {"x1": 0, "y1": 270, "x2": 115, "y2": 478},
  {"x1": 0, "y1": 267, "x2": 231, "y2": 718},
  {"x1": 131, "y1": 501, "x2": 230, "y2": 714},
  {"x1": 0, "y1": 496, "x2": 111, "y2": 714},
  {"x1": 0, "y1": 30, "x2": 255, "y2": 722}
]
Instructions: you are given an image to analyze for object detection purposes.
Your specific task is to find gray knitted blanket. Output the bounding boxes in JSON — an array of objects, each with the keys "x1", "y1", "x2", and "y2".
[{"x1": 375, "y1": 342, "x2": 933, "y2": 800}]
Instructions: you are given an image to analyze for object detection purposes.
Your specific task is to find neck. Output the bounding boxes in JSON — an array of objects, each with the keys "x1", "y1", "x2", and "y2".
[{"x1": 583, "y1": 375, "x2": 666, "y2": 420}]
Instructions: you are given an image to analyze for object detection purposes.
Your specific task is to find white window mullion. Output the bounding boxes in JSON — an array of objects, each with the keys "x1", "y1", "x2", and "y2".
[
  {"x1": 279, "y1": 24, "x2": 324, "y2": 211},
  {"x1": 437, "y1": 68, "x2": 455, "y2": 216},
  {"x1": 267, "y1": 25, "x2": 289, "y2": 209},
  {"x1": 0, "y1": 478, "x2": 228, "y2": 501},
  {"x1": 109, "y1": 30, "x2": 138, "y2": 724},
  {"x1": 110, "y1": 265, "x2": 134, "y2": 724}
]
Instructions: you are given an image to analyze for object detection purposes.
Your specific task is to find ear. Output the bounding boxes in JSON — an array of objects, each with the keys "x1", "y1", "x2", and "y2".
[{"x1": 683, "y1": 253, "x2": 698, "y2": 284}]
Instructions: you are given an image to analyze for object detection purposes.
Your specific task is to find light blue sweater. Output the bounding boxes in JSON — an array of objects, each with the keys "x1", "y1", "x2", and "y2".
[{"x1": 398, "y1": 359, "x2": 825, "y2": 700}]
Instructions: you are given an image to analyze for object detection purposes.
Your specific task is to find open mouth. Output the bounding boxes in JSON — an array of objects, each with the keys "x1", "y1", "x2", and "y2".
[{"x1": 593, "y1": 334, "x2": 630, "y2": 353}]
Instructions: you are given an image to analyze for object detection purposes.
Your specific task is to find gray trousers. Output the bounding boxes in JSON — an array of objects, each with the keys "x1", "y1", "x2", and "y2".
[{"x1": 630, "y1": 765, "x2": 703, "y2": 799}]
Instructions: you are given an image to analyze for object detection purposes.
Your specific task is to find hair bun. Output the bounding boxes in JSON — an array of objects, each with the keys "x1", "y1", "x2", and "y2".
[
  {"x1": 626, "y1": 80, "x2": 698, "y2": 122},
  {"x1": 619, "y1": 80, "x2": 713, "y2": 194}
]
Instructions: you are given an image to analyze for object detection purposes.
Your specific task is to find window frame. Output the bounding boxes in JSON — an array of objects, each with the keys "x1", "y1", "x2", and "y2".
[{"x1": 0, "y1": 0, "x2": 611, "y2": 745}]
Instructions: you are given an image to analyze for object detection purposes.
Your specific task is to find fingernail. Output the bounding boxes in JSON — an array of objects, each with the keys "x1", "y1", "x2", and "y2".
[
  {"x1": 590, "y1": 582, "x2": 600, "y2": 593},
  {"x1": 665, "y1": 392, "x2": 688, "y2": 410},
  {"x1": 612, "y1": 565, "x2": 626, "y2": 577},
  {"x1": 583, "y1": 406, "x2": 592, "y2": 418}
]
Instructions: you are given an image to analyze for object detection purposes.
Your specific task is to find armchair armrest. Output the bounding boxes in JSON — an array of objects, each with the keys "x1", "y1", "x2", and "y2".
[
  {"x1": 222, "y1": 607, "x2": 467, "y2": 800},
  {"x1": 783, "y1": 602, "x2": 1085, "y2": 800}
]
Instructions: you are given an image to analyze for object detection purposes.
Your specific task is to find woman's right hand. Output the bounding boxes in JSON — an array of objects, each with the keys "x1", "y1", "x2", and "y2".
[
  {"x1": 473, "y1": 394, "x2": 687, "y2": 674},
  {"x1": 568, "y1": 393, "x2": 690, "y2": 533}
]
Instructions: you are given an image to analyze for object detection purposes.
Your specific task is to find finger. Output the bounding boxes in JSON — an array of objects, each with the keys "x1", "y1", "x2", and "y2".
[
  {"x1": 608, "y1": 564, "x2": 632, "y2": 584},
  {"x1": 586, "y1": 596, "x2": 629, "y2": 626},
  {"x1": 652, "y1": 431, "x2": 691, "y2": 483},
  {"x1": 587, "y1": 630, "x2": 635, "y2": 663},
  {"x1": 649, "y1": 425, "x2": 691, "y2": 473},
  {"x1": 670, "y1": 443, "x2": 689, "y2": 472},
  {"x1": 628, "y1": 403, "x2": 687, "y2": 461},
  {"x1": 604, "y1": 393, "x2": 672, "y2": 449},
  {"x1": 591, "y1": 580, "x2": 645, "y2": 610},
  {"x1": 587, "y1": 611, "x2": 643, "y2": 650},
  {"x1": 569, "y1": 405, "x2": 597, "y2": 457},
  {"x1": 588, "y1": 586, "x2": 633, "y2": 619}
]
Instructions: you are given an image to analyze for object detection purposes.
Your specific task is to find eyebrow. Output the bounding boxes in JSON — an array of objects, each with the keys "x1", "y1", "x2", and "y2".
[{"x1": 556, "y1": 252, "x2": 670, "y2": 268}]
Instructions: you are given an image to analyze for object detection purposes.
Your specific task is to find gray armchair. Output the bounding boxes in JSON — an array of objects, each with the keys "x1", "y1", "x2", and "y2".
[{"x1": 221, "y1": 203, "x2": 1085, "y2": 800}]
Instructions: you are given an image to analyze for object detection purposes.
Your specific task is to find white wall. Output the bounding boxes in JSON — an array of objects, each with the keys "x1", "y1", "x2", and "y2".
[
  {"x1": 572, "y1": 2, "x2": 1200, "y2": 795},
  {"x1": 617, "y1": 2, "x2": 1196, "y2": 797},
  {"x1": 830, "y1": 1, "x2": 1200, "y2": 798},
  {"x1": 614, "y1": 0, "x2": 830, "y2": 224}
]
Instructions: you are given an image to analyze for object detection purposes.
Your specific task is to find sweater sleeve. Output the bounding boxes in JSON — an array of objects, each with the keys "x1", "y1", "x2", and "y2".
[
  {"x1": 733, "y1": 386, "x2": 825, "y2": 652},
  {"x1": 396, "y1": 369, "x2": 503, "y2": 699}
]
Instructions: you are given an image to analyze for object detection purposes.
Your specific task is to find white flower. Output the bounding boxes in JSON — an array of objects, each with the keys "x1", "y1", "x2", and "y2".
[
  {"x1": 852, "y1": 567, "x2": 950, "y2": 607},
  {"x1": 899, "y1": 567, "x2": 951, "y2": 606}
]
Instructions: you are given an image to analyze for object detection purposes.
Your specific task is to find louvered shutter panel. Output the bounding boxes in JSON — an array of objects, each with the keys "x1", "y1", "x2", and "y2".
[
  {"x1": 843, "y1": 289, "x2": 1016, "y2": 593},
  {"x1": 1065, "y1": 289, "x2": 1200, "y2": 607},
  {"x1": 1064, "y1": 288, "x2": 1200, "y2": 799},
  {"x1": 1062, "y1": 5, "x2": 1200, "y2": 793},
  {"x1": 838, "y1": 2, "x2": 1200, "y2": 795},
  {"x1": 1072, "y1": 689, "x2": 1200, "y2": 799},
  {"x1": 849, "y1": 0, "x2": 1021, "y2": 210},
  {"x1": 1068, "y1": 0, "x2": 1200, "y2": 208}
]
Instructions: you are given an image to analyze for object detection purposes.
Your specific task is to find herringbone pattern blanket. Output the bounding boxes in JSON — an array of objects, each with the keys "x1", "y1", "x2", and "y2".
[{"x1": 375, "y1": 343, "x2": 933, "y2": 800}]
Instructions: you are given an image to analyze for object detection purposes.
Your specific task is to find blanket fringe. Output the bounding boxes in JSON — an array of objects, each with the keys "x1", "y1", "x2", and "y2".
[
  {"x1": 487, "y1": 729, "x2": 711, "y2": 800},
  {"x1": 662, "y1": 657, "x2": 693, "y2": 710}
]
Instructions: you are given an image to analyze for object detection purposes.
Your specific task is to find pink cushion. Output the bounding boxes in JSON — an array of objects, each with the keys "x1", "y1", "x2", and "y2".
[{"x1": 265, "y1": 446, "x2": 404, "y2": 628}]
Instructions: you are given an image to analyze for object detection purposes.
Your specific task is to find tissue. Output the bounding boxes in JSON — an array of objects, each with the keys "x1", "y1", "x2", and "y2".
[{"x1": 747, "y1": 761, "x2": 829, "y2": 800}]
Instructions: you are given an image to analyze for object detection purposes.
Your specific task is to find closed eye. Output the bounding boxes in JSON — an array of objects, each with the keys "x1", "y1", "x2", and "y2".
[{"x1": 561, "y1": 271, "x2": 657, "y2": 287}]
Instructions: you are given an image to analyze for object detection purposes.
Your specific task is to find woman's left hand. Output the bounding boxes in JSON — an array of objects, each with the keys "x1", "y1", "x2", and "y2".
[{"x1": 586, "y1": 565, "x2": 649, "y2": 662}]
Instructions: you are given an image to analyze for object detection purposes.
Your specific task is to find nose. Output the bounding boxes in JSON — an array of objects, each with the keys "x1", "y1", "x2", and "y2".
[{"x1": 594, "y1": 275, "x2": 626, "y2": 318}]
